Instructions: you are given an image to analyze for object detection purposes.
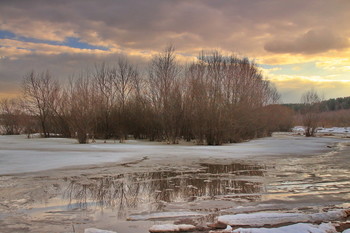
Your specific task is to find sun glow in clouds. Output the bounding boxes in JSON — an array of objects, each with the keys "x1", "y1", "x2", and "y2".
[{"x1": 0, "y1": 0, "x2": 350, "y2": 103}]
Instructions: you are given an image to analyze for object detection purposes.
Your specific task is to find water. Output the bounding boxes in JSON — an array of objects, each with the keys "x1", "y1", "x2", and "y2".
[
  {"x1": 60, "y1": 162, "x2": 266, "y2": 219},
  {"x1": 25, "y1": 147, "x2": 350, "y2": 221},
  {"x1": 3, "y1": 144, "x2": 350, "y2": 233}
]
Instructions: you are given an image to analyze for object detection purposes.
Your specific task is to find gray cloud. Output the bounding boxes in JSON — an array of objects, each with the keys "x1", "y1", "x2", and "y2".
[
  {"x1": 1, "y1": 0, "x2": 349, "y2": 53},
  {"x1": 265, "y1": 30, "x2": 349, "y2": 54},
  {"x1": 1, "y1": 0, "x2": 350, "y2": 101},
  {"x1": 0, "y1": 52, "x2": 149, "y2": 97}
]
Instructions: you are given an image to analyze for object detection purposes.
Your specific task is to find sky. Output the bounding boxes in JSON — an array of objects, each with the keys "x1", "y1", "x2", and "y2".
[{"x1": 1, "y1": 0, "x2": 350, "y2": 103}]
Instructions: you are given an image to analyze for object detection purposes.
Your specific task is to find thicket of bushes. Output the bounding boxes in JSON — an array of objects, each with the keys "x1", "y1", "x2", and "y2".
[{"x1": 0, "y1": 47, "x2": 293, "y2": 144}]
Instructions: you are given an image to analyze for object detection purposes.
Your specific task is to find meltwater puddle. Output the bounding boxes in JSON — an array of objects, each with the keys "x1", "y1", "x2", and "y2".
[
  {"x1": 24, "y1": 162, "x2": 267, "y2": 220},
  {"x1": 2, "y1": 143, "x2": 350, "y2": 233},
  {"x1": 16, "y1": 145, "x2": 350, "y2": 231}
]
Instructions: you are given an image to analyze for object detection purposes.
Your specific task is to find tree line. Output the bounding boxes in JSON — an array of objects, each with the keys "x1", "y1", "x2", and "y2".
[
  {"x1": 0, "y1": 47, "x2": 293, "y2": 144},
  {"x1": 289, "y1": 90, "x2": 350, "y2": 136},
  {"x1": 285, "y1": 96, "x2": 350, "y2": 113}
]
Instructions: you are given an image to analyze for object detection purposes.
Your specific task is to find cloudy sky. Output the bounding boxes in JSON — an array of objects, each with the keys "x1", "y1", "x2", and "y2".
[{"x1": 1, "y1": 0, "x2": 350, "y2": 103}]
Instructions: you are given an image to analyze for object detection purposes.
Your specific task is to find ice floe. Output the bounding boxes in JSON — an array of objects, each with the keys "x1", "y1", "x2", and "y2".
[
  {"x1": 217, "y1": 209, "x2": 349, "y2": 227},
  {"x1": 127, "y1": 211, "x2": 204, "y2": 221},
  {"x1": 84, "y1": 228, "x2": 117, "y2": 233},
  {"x1": 149, "y1": 224, "x2": 196, "y2": 232},
  {"x1": 210, "y1": 222, "x2": 337, "y2": 233}
]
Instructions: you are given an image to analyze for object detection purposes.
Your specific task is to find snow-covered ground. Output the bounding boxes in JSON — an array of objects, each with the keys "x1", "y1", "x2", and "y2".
[
  {"x1": 317, "y1": 127, "x2": 350, "y2": 134},
  {"x1": 292, "y1": 126, "x2": 350, "y2": 136},
  {"x1": 0, "y1": 134, "x2": 343, "y2": 175}
]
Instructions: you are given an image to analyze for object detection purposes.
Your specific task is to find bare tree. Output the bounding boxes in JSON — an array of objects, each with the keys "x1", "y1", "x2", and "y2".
[
  {"x1": 127, "y1": 69, "x2": 151, "y2": 139},
  {"x1": 114, "y1": 57, "x2": 138, "y2": 110},
  {"x1": 68, "y1": 73, "x2": 96, "y2": 143},
  {"x1": 184, "y1": 62, "x2": 208, "y2": 144},
  {"x1": 184, "y1": 51, "x2": 282, "y2": 144},
  {"x1": 148, "y1": 45, "x2": 182, "y2": 143},
  {"x1": 22, "y1": 71, "x2": 60, "y2": 137},
  {"x1": 301, "y1": 89, "x2": 322, "y2": 137},
  {"x1": 93, "y1": 62, "x2": 118, "y2": 140},
  {"x1": 15, "y1": 49, "x2": 287, "y2": 145},
  {"x1": 0, "y1": 98, "x2": 24, "y2": 135},
  {"x1": 113, "y1": 57, "x2": 139, "y2": 141},
  {"x1": 51, "y1": 88, "x2": 72, "y2": 138}
]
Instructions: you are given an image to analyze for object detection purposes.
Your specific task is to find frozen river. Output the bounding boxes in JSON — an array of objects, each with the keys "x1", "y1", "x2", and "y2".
[{"x1": 0, "y1": 134, "x2": 344, "y2": 175}]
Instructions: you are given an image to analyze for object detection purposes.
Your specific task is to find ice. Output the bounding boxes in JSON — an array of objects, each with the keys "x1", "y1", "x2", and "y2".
[
  {"x1": 149, "y1": 224, "x2": 196, "y2": 232},
  {"x1": 127, "y1": 211, "x2": 204, "y2": 221},
  {"x1": 221, "y1": 223, "x2": 337, "y2": 233},
  {"x1": 317, "y1": 127, "x2": 350, "y2": 134},
  {"x1": 84, "y1": 228, "x2": 117, "y2": 233},
  {"x1": 217, "y1": 209, "x2": 349, "y2": 227},
  {"x1": 0, "y1": 135, "x2": 343, "y2": 175},
  {"x1": 292, "y1": 126, "x2": 350, "y2": 135},
  {"x1": 292, "y1": 126, "x2": 306, "y2": 133}
]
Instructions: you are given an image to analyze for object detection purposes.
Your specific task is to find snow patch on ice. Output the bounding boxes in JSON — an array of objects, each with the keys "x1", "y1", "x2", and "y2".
[
  {"x1": 317, "y1": 127, "x2": 350, "y2": 134},
  {"x1": 149, "y1": 224, "x2": 196, "y2": 232},
  {"x1": 127, "y1": 211, "x2": 204, "y2": 221},
  {"x1": 227, "y1": 222, "x2": 337, "y2": 233},
  {"x1": 291, "y1": 126, "x2": 350, "y2": 136},
  {"x1": 217, "y1": 210, "x2": 349, "y2": 227},
  {"x1": 292, "y1": 126, "x2": 306, "y2": 133},
  {"x1": 84, "y1": 228, "x2": 117, "y2": 233}
]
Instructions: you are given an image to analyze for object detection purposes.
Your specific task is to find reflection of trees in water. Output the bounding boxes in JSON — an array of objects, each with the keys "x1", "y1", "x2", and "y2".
[{"x1": 63, "y1": 163, "x2": 265, "y2": 218}]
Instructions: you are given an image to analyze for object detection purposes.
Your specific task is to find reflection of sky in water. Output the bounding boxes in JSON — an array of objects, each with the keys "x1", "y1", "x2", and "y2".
[
  {"x1": 13, "y1": 147, "x2": 350, "y2": 227},
  {"x1": 63, "y1": 163, "x2": 266, "y2": 218}
]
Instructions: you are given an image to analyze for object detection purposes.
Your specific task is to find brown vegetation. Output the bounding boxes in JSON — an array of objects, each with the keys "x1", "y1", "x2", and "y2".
[
  {"x1": 0, "y1": 47, "x2": 293, "y2": 144},
  {"x1": 300, "y1": 89, "x2": 322, "y2": 137}
]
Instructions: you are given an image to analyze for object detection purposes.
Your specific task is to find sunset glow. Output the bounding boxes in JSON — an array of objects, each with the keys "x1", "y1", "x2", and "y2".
[{"x1": 1, "y1": 0, "x2": 350, "y2": 102}]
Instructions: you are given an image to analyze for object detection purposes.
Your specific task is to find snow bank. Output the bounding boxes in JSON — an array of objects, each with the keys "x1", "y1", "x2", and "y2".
[
  {"x1": 127, "y1": 211, "x2": 204, "y2": 221},
  {"x1": 292, "y1": 126, "x2": 305, "y2": 133},
  {"x1": 212, "y1": 223, "x2": 337, "y2": 233},
  {"x1": 317, "y1": 127, "x2": 350, "y2": 134},
  {"x1": 292, "y1": 126, "x2": 350, "y2": 136},
  {"x1": 84, "y1": 228, "x2": 117, "y2": 233},
  {"x1": 217, "y1": 209, "x2": 349, "y2": 227},
  {"x1": 149, "y1": 224, "x2": 196, "y2": 232}
]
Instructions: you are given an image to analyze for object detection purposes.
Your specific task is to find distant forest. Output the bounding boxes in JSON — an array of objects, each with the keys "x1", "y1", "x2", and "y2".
[
  {"x1": 285, "y1": 96, "x2": 350, "y2": 112},
  {"x1": 286, "y1": 94, "x2": 350, "y2": 130}
]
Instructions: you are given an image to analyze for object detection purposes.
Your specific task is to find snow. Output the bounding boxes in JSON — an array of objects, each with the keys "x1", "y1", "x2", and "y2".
[
  {"x1": 84, "y1": 228, "x2": 117, "y2": 233},
  {"x1": 342, "y1": 229, "x2": 350, "y2": 233},
  {"x1": 0, "y1": 134, "x2": 343, "y2": 175},
  {"x1": 217, "y1": 210, "x2": 349, "y2": 227},
  {"x1": 226, "y1": 223, "x2": 337, "y2": 233},
  {"x1": 149, "y1": 224, "x2": 196, "y2": 232},
  {"x1": 212, "y1": 225, "x2": 233, "y2": 232},
  {"x1": 127, "y1": 211, "x2": 204, "y2": 221},
  {"x1": 317, "y1": 127, "x2": 350, "y2": 134},
  {"x1": 292, "y1": 126, "x2": 306, "y2": 133},
  {"x1": 292, "y1": 126, "x2": 350, "y2": 135}
]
